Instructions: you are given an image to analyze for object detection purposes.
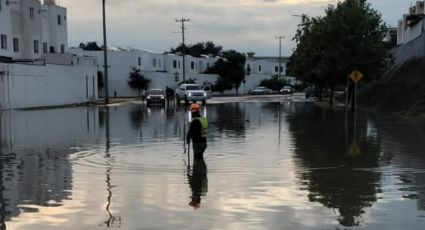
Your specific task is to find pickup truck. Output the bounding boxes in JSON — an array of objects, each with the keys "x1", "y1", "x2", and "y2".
[{"x1": 175, "y1": 84, "x2": 208, "y2": 105}]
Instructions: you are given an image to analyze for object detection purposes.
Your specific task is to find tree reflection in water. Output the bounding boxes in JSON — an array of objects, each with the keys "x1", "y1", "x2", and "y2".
[{"x1": 287, "y1": 106, "x2": 382, "y2": 226}]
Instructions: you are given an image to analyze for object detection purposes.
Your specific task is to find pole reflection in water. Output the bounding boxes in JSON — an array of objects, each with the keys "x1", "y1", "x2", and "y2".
[
  {"x1": 0, "y1": 152, "x2": 5, "y2": 230},
  {"x1": 104, "y1": 107, "x2": 121, "y2": 227},
  {"x1": 187, "y1": 157, "x2": 208, "y2": 210}
]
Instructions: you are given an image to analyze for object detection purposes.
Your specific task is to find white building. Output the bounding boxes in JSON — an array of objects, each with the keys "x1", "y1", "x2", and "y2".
[
  {"x1": 0, "y1": 0, "x2": 97, "y2": 109},
  {"x1": 69, "y1": 47, "x2": 290, "y2": 96},
  {"x1": 396, "y1": 1, "x2": 425, "y2": 46},
  {"x1": 0, "y1": 0, "x2": 67, "y2": 59},
  {"x1": 69, "y1": 48, "x2": 221, "y2": 97}
]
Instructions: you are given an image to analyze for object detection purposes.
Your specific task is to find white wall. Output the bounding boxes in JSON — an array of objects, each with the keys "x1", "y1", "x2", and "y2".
[
  {"x1": 0, "y1": 0, "x2": 14, "y2": 58},
  {"x1": 0, "y1": 61, "x2": 98, "y2": 109}
]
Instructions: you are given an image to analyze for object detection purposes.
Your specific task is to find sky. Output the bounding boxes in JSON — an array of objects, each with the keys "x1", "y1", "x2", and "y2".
[{"x1": 58, "y1": 0, "x2": 415, "y2": 56}]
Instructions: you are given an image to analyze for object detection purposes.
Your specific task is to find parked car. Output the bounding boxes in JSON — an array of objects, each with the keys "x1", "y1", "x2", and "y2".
[
  {"x1": 250, "y1": 86, "x2": 271, "y2": 95},
  {"x1": 175, "y1": 84, "x2": 208, "y2": 105},
  {"x1": 280, "y1": 86, "x2": 294, "y2": 94},
  {"x1": 146, "y1": 89, "x2": 165, "y2": 106}
]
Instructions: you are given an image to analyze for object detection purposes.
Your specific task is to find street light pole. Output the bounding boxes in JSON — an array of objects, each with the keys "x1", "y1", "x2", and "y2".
[
  {"x1": 102, "y1": 0, "x2": 109, "y2": 104},
  {"x1": 275, "y1": 36, "x2": 285, "y2": 79},
  {"x1": 175, "y1": 18, "x2": 190, "y2": 84}
]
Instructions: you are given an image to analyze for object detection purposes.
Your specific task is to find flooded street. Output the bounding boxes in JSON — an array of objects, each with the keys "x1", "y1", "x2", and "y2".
[{"x1": 1, "y1": 98, "x2": 425, "y2": 230}]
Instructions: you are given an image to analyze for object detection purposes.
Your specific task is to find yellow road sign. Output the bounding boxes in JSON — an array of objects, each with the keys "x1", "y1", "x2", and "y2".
[{"x1": 349, "y1": 70, "x2": 364, "y2": 83}]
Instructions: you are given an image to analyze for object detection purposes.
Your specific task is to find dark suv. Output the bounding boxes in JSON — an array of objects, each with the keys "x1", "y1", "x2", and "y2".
[{"x1": 146, "y1": 89, "x2": 165, "y2": 106}]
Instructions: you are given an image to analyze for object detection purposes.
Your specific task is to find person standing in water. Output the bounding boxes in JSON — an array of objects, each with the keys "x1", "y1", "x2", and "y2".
[{"x1": 186, "y1": 103, "x2": 208, "y2": 158}]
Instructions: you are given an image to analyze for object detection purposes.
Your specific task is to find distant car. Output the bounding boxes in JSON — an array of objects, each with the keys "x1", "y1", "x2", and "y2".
[
  {"x1": 146, "y1": 89, "x2": 165, "y2": 106},
  {"x1": 280, "y1": 86, "x2": 293, "y2": 94},
  {"x1": 175, "y1": 84, "x2": 208, "y2": 105},
  {"x1": 250, "y1": 86, "x2": 271, "y2": 95}
]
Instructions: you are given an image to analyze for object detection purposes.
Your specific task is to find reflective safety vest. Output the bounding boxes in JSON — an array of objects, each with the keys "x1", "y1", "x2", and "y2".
[{"x1": 194, "y1": 117, "x2": 208, "y2": 138}]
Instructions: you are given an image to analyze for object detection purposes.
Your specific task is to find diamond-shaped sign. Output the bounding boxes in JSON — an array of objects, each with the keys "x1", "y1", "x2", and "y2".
[{"x1": 349, "y1": 70, "x2": 364, "y2": 83}]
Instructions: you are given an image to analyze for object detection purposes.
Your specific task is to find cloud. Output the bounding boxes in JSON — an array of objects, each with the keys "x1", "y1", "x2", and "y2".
[{"x1": 60, "y1": 0, "x2": 413, "y2": 56}]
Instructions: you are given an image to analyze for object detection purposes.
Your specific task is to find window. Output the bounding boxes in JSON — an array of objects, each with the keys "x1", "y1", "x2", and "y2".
[
  {"x1": 60, "y1": 44, "x2": 65, "y2": 53},
  {"x1": 173, "y1": 60, "x2": 177, "y2": 68},
  {"x1": 207, "y1": 63, "x2": 210, "y2": 68},
  {"x1": 43, "y1": 42, "x2": 48, "y2": 53},
  {"x1": 178, "y1": 61, "x2": 181, "y2": 69},
  {"x1": 0, "y1": 0, "x2": 2, "y2": 11},
  {"x1": 258, "y1": 65, "x2": 262, "y2": 72},
  {"x1": 57, "y1": 15, "x2": 61, "y2": 25},
  {"x1": 30, "y1": 7, "x2": 34, "y2": 19},
  {"x1": 138, "y1": 57, "x2": 141, "y2": 66},
  {"x1": 33, "y1": 40, "x2": 39, "y2": 53},
  {"x1": 275, "y1": 66, "x2": 279, "y2": 72},
  {"x1": 1, "y1": 34, "x2": 7, "y2": 50},
  {"x1": 152, "y1": 58, "x2": 157, "y2": 68},
  {"x1": 13, "y1": 38, "x2": 19, "y2": 52},
  {"x1": 191, "y1": 61, "x2": 195, "y2": 70}
]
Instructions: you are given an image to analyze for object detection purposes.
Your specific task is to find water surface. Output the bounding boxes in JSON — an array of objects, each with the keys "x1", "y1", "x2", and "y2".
[{"x1": 0, "y1": 101, "x2": 424, "y2": 229}]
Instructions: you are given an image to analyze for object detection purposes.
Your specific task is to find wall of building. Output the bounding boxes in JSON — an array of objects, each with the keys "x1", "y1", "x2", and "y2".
[
  {"x1": 0, "y1": 60, "x2": 98, "y2": 109},
  {"x1": 392, "y1": 21, "x2": 425, "y2": 65},
  {"x1": 0, "y1": 0, "x2": 67, "y2": 60}
]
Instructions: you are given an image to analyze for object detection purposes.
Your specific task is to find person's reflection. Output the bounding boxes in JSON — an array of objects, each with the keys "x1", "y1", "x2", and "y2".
[{"x1": 188, "y1": 157, "x2": 208, "y2": 209}]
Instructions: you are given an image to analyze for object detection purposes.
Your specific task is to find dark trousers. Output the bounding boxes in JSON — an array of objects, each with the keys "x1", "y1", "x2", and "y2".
[{"x1": 192, "y1": 143, "x2": 207, "y2": 158}]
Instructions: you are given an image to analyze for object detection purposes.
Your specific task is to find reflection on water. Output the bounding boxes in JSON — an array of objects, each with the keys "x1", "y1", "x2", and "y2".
[
  {"x1": 187, "y1": 157, "x2": 208, "y2": 210},
  {"x1": 0, "y1": 102, "x2": 424, "y2": 229}
]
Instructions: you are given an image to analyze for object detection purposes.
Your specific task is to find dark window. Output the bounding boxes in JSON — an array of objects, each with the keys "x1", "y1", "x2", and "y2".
[
  {"x1": 50, "y1": 46, "x2": 55, "y2": 53},
  {"x1": 34, "y1": 40, "x2": 39, "y2": 53},
  {"x1": 275, "y1": 66, "x2": 279, "y2": 72},
  {"x1": 57, "y1": 14, "x2": 61, "y2": 25},
  {"x1": 1, "y1": 34, "x2": 7, "y2": 49},
  {"x1": 258, "y1": 65, "x2": 262, "y2": 72},
  {"x1": 138, "y1": 57, "x2": 141, "y2": 66},
  {"x1": 60, "y1": 44, "x2": 65, "y2": 53},
  {"x1": 43, "y1": 42, "x2": 48, "y2": 53},
  {"x1": 13, "y1": 38, "x2": 19, "y2": 52},
  {"x1": 30, "y1": 7, "x2": 34, "y2": 19},
  {"x1": 173, "y1": 60, "x2": 177, "y2": 68},
  {"x1": 191, "y1": 61, "x2": 194, "y2": 70},
  {"x1": 152, "y1": 58, "x2": 157, "y2": 68},
  {"x1": 0, "y1": 0, "x2": 2, "y2": 11}
]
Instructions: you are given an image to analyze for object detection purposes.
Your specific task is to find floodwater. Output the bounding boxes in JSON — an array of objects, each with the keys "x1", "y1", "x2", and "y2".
[{"x1": 0, "y1": 100, "x2": 425, "y2": 230}]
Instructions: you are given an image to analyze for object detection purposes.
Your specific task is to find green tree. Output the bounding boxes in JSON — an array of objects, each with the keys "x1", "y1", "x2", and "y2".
[
  {"x1": 128, "y1": 67, "x2": 150, "y2": 98},
  {"x1": 288, "y1": 0, "x2": 390, "y2": 107},
  {"x1": 212, "y1": 77, "x2": 233, "y2": 95},
  {"x1": 79, "y1": 41, "x2": 103, "y2": 51},
  {"x1": 206, "y1": 50, "x2": 246, "y2": 94},
  {"x1": 260, "y1": 75, "x2": 287, "y2": 91},
  {"x1": 170, "y1": 41, "x2": 222, "y2": 57}
]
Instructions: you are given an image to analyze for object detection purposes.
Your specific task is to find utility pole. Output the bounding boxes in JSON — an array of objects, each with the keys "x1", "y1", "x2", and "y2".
[
  {"x1": 275, "y1": 36, "x2": 285, "y2": 80},
  {"x1": 102, "y1": 0, "x2": 109, "y2": 104},
  {"x1": 175, "y1": 18, "x2": 190, "y2": 83}
]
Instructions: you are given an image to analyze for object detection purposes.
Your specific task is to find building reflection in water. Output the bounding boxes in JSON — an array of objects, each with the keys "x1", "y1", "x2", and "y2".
[{"x1": 0, "y1": 107, "x2": 99, "y2": 227}]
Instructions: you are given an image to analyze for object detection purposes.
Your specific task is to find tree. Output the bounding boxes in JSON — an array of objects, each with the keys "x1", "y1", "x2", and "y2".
[
  {"x1": 288, "y1": 0, "x2": 390, "y2": 107},
  {"x1": 260, "y1": 75, "x2": 287, "y2": 91},
  {"x1": 128, "y1": 67, "x2": 150, "y2": 98},
  {"x1": 206, "y1": 50, "x2": 246, "y2": 94},
  {"x1": 79, "y1": 41, "x2": 103, "y2": 51},
  {"x1": 170, "y1": 41, "x2": 222, "y2": 57},
  {"x1": 212, "y1": 77, "x2": 233, "y2": 95}
]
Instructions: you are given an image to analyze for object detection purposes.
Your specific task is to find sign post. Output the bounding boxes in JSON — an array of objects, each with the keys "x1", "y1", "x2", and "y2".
[{"x1": 348, "y1": 70, "x2": 364, "y2": 156}]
